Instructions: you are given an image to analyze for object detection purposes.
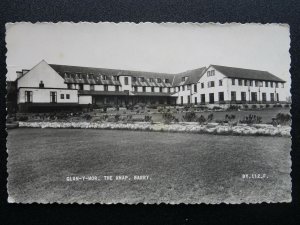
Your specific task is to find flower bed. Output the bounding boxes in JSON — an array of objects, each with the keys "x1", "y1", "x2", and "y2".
[{"x1": 18, "y1": 121, "x2": 291, "y2": 137}]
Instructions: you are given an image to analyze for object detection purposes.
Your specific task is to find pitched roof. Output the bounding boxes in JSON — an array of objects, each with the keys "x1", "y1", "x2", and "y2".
[
  {"x1": 172, "y1": 67, "x2": 207, "y2": 86},
  {"x1": 211, "y1": 65, "x2": 285, "y2": 82}
]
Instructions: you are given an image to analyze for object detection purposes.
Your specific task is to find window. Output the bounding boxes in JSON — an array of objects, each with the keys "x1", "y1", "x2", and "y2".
[
  {"x1": 102, "y1": 75, "x2": 107, "y2": 80},
  {"x1": 249, "y1": 80, "x2": 253, "y2": 86},
  {"x1": 251, "y1": 92, "x2": 258, "y2": 102},
  {"x1": 232, "y1": 79, "x2": 235, "y2": 85},
  {"x1": 275, "y1": 82, "x2": 279, "y2": 88},
  {"x1": 207, "y1": 70, "x2": 215, "y2": 77},
  {"x1": 188, "y1": 96, "x2": 191, "y2": 104},
  {"x1": 241, "y1": 92, "x2": 246, "y2": 101},
  {"x1": 113, "y1": 76, "x2": 119, "y2": 81},
  {"x1": 265, "y1": 81, "x2": 269, "y2": 87},
  {"x1": 270, "y1": 93, "x2": 275, "y2": 102},
  {"x1": 79, "y1": 84, "x2": 83, "y2": 90},
  {"x1": 90, "y1": 84, "x2": 94, "y2": 91},
  {"x1": 208, "y1": 81, "x2": 215, "y2": 88},
  {"x1": 270, "y1": 82, "x2": 274, "y2": 88},
  {"x1": 60, "y1": 94, "x2": 64, "y2": 99},
  {"x1": 134, "y1": 86, "x2": 138, "y2": 92},
  {"x1": 238, "y1": 79, "x2": 243, "y2": 86},
  {"x1": 125, "y1": 77, "x2": 129, "y2": 85},
  {"x1": 181, "y1": 96, "x2": 183, "y2": 104},
  {"x1": 25, "y1": 91, "x2": 32, "y2": 103},
  {"x1": 219, "y1": 92, "x2": 224, "y2": 102},
  {"x1": 168, "y1": 87, "x2": 171, "y2": 93},
  {"x1": 244, "y1": 80, "x2": 248, "y2": 86},
  {"x1": 143, "y1": 87, "x2": 146, "y2": 92},
  {"x1": 255, "y1": 80, "x2": 258, "y2": 87},
  {"x1": 187, "y1": 85, "x2": 191, "y2": 90},
  {"x1": 159, "y1": 87, "x2": 163, "y2": 92},
  {"x1": 182, "y1": 85, "x2": 185, "y2": 91},
  {"x1": 231, "y1": 91, "x2": 236, "y2": 101},
  {"x1": 201, "y1": 83, "x2": 204, "y2": 89},
  {"x1": 104, "y1": 85, "x2": 108, "y2": 91},
  {"x1": 201, "y1": 94, "x2": 205, "y2": 103},
  {"x1": 209, "y1": 93, "x2": 214, "y2": 103},
  {"x1": 132, "y1": 77, "x2": 136, "y2": 82},
  {"x1": 219, "y1": 80, "x2": 223, "y2": 86},
  {"x1": 262, "y1": 93, "x2": 267, "y2": 102},
  {"x1": 276, "y1": 93, "x2": 279, "y2": 102},
  {"x1": 67, "y1": 84, "x2": 72, "y2": 89},
  {"x1": 151, "y1": 87, "x2": 154, "y2": 92},
  {"x1": 66, "y1": 94, "x2": 70, "y2": 99},
  {"x1": 39, "y1": 81, "x2": 44, "y2": 88},
  {"x1": 115, "y1": 86, "x2": 119, "y2": 92},
  {"x1": 157, "y1": 78, "x2": 161, "y2": 83},
  {"x1": 194, "y1": 97, "x2": 197, "y2": 104},
  {"x1": 165, "y1": 79, "x2": 169, "y2": 83},
  {"x1": 281, "y1": 83, "x2": 284, "y2": 88},
  {"x1": 181, "y1": 77, "x2": 186, "y2": 82},
  {"x1": 140, "y1": 77, "x2": 145, "y2": 82},
  {"x1": 50, "y1": 91, "x2": 57, "y2": 103},
  {"x1": 194, "y1": 84, "x2": 197, "y2": 92},
  {"x1": 258, "y1": 81, "x2": 263, "y2": 87}
]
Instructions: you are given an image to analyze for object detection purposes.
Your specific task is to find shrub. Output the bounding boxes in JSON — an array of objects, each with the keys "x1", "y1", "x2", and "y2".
[
  {"x1": 251, "y1": 105, "x2": 257, "y2": 109},
  {"x1": 266, "y1": 104, "x2": 270, "y2": 108},
  {"x1": 284, "y1": 104, "x2": 290, "y2": 108},
  {"x1": 273, "y1": 113, "x2": 291, "y2": 125},
  {"x1": 144, "y1": 115, "x2": 152, "y2": 122},
  {"x1": 243, "y1": 105, "x2": 249, "y2": 109},
  {"x1": 227, "y1": 105, "x2": 240, "y2": 111},
  {"x1": 239, "y1": 114, "x2": 262, "y2": 125},
  {"x1": 207, "y1": 113, "x2": 214, "y2": 122},
  {"x1": 162, "y1": 112, "x2": 176, "y2": 124},
  {"x1": 147, "y1": 104, "x2": 158, "y2": 109},
  {"x1": 225, "y1": 114, "x2": 236, "y2": 122},
  {"x1": 126, "y1": 115, "x2": 133, "y2": 122},
  {"x1": 157, "y1": 108, "x2": 163, "y2": 113},
  {"x1": 197, "y1": 115, "x2": 207, "y2": 125},
  {"x1": 259, "y1": 105, "x2": 264, "y2": 108},
  {"x1": 83, "y1": 114, "x2": 92, "y2": 120},
  {"x1": 114, "y1": 114, "x2": 120, "y2": 122},
  {"x1": 212, "y1": 106, "x2": 222, "y2": 110},
  {"x1": 18, "y1": 115, "x2": 28, "y2": 121},
  {"x1": 182, "y1": 111, "x2": 197, "y2": 122}
]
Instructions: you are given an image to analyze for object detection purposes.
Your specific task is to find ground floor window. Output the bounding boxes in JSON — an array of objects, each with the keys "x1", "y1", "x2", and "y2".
[
  {"x1": 218, "y1": 92, "x2": 224, "y2": 102},
  {"x1": 50, "y1": 91, "x2": 57, "y2": 103},
  {"x1": 201, "y1": 94, "x2": 205, "y2": 103},
  {"x1": 66, "y1": 94, "x2": 70, "y2": 99},
  {"x1": 143, "y1": 87, "x2": 146, "y2": 92},
  {"x1": 79, "y1": 84, "x2": 83, "y2": 90},
  {"x1": 60, "y1": 94, "x2": 64, "y2": 99},
  {"x1": 209, "y1": 93, "x2": 214, "y2": 104},
  {"x1": 251, "y1": 92, "x2": 257, "y2": 102},
  {"x1": 262, "y1": 93, "x2": 266, "y2": 102},
  {"x1": 104, "y1": 85, "x2": 108, "y2": 91},
  {"x1": 241, "y1": 92, "x2": 246, "y2": 101},
  {"x1": 270, "y1": 93, "x2": 274, "y2": 102},
  {"x1": 194, "y1": 97, "x2": 197, "y2": 104},
  {"x1": 187, "y1": 96, "x2": 190, "y2": 104},
  {"x1": 90, "y1": 84, "x2": 94, "y2": 91},
  {"x1": 115, "y1": 86, "x2": 119, "y2": 92},
  {"x1": 25, "y1": 91, "x2": 32, "y2": 103},
  {"x1": 181, "y1": 96, "x2": 183, "y2": 104},
  {"x1": 231, "y1": 91, "x2": 236, "y2": 101},
  {"x1": 276, "y1": 93, "x2": 279, "y2": 102}
]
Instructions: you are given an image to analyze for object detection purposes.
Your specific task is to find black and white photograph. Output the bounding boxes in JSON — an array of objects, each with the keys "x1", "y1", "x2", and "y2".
[{"x1": 6, "y1": 22, "x2": 291, "y2": 204}]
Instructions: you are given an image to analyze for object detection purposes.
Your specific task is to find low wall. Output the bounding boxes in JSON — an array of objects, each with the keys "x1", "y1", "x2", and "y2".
[{"x1": 18, "y1": 121, "x2": 291, "y2": 137}]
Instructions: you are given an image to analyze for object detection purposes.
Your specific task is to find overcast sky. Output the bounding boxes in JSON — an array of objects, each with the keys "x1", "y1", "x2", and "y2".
[{"x1": 6, "y1": 22, "x2": 290, "y2": 95}]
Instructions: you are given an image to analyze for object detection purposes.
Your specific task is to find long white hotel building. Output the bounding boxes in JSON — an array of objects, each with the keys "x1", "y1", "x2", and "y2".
[{"x1": 15, "y1": 60, "x2": 287, "y2": 112}]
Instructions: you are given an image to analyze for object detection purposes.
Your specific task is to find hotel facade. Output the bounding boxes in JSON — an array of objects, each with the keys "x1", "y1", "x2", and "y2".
[{"x1": 15, "y1": 60, "x2": 288, "y2": 112}]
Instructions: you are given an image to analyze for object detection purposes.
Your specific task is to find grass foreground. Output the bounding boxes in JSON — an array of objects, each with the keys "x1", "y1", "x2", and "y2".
[{"x1": 7, "y1": 128, "x2": 291, "y2": 204}]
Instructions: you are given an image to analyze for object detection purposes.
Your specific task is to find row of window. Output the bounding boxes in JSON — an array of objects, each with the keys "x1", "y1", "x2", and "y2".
[
  {"x1": 181, "y1": 92, "x2": 279, "y2": 104},
  {"x1": 133, "y1": 87, "x2": 171, "y2": 93},
  {"x1": 176, "y1": 84, "x2": 197, "y2": 92},
  {"x1": 25, "y1": 91, "x2": 70, "y2": 103},
  {"x1": 132, "y1": 77, "x2": 170, "y2": 84},
  {"x1": 199, "y1": 79, "x2": 284, "y2": 89},
  {"x1": 67, "y1": 84, "x2": 120, "y2": 92},
  {"x1": 64, "y1": 73, "x2": 120, "y2": 81}
]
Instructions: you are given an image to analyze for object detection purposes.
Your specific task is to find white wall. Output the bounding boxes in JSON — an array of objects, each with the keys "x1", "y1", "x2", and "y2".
[
  {"x1": 79, "y1": 95, "x2": 92, "y2": 104},
  {"x1": 18, "y1": 88, "x2": 78, "y2": 103},
  {"x1": 17, "y1": 60, "x2": 67, "y2": 89},
  {"x1": 119, "y1": 76, "x2": 131, "y2": 91}
]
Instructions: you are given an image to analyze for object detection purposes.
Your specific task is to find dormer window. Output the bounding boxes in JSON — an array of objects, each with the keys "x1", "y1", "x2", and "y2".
[
  {"x1": 165, "y1": 79, "x2": 169, "y2": 83},
  {"x1": 132, "y1": 77, "x2": 137, "y2": 82},
  {"x1": 113, "y1": 76, "x2": 119, "y2": 81},
  {"x1": 157, "y1": 78, "x2": 162, "y2": 83},
  {"x1": 181, "y1": 77, "x2": 186, "y2": 82},
  {"x1": 149, "y1": 78, "x2": 154, "y2": 82},
  {"x1": 102, "y1": 75, "x2": 107, "y2": 80},
  {"x1": 207, "y1": 70, "x2": 215, "y2": 77},
  {"x1": 140, "y1": 77, "x2": 145, "y2": 82},
  {"x1": 39, "y1": 81, "x2": 44, "y2": 88}
]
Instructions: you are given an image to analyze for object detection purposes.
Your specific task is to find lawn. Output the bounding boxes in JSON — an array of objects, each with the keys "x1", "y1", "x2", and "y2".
[{"x1": 7, "y1": 128, "x2": 291, "y2": 204}]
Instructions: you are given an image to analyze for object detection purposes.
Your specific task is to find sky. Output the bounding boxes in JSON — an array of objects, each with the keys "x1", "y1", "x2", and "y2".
[{"x1": 6, "y1": 22, "x2": 291, "y2": 95}]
